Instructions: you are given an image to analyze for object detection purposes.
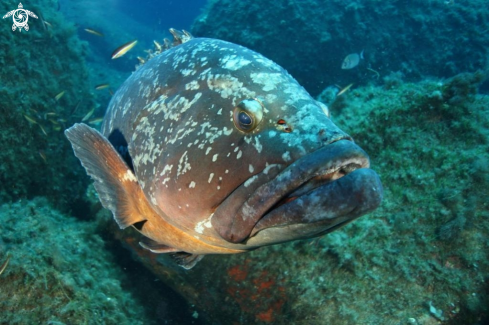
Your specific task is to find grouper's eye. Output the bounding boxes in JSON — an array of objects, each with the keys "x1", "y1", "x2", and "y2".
[{"x1": 233, "y1": 98, "x2": 264, "y2": 132}]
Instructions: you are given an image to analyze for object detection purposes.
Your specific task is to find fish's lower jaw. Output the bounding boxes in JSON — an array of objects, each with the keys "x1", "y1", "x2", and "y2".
[
  {"x1": 248, "y1": 167, "x2": 383, "y2": 245},
  {"x1": 221, "y1": 139, "x2": 373, "y2": 244}
]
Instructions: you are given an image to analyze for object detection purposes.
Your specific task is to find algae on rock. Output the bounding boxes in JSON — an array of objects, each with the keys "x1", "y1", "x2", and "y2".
[{"x1": 0, "y1": 0, "x2": 95, "y2": 211}]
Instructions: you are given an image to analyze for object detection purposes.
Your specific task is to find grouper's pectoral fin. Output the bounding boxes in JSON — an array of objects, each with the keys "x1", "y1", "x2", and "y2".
[
  {"x1": 139, "y1": 238, "x2": 204, "y2": 268},
  {"x1": 170, "y1": 252, "x2": 205, "y2": 270},
  {"x1": 64, "y1": 123, "x2": 146, "y2": 229},
  {"x1": 139, "y1": 237, "x2": 181, "y2": 253}
]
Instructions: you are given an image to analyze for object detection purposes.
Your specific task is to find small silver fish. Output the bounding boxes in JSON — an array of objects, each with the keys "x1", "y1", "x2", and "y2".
[{"x1": 341, "y1": 50, "x2": 364, "y2": 69}]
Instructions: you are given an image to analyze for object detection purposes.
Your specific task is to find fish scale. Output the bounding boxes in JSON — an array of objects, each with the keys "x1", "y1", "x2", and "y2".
[{"x1": 65, "y1": 30, "x2": 383, "y2": 269}]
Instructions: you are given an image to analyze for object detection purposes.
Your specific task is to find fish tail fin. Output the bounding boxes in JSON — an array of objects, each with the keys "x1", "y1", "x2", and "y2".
[{"x1": 65, "y1": 123, "x2": 146, "y2": 228}]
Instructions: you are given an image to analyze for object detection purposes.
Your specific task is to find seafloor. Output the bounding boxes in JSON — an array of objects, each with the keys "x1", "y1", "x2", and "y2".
[{"x1": 1, "y1": 0, "x2": 488, "y2": 324}]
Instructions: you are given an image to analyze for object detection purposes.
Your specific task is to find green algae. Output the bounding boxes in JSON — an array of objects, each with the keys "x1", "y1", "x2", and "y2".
[
  {"x1": 0, "y1": 197, "x2": 202, "y2": 325},
  {"x1": 0, "y1": 0, "x2": 95, "y2": 210},
  {"x1": 0, "y1": 198, "x2": 149, "y2": 324}
]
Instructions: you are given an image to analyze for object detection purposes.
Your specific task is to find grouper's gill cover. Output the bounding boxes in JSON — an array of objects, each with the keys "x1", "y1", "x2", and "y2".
[{"x1": 65, "y1": 30, "x2": 383, "y2": 269}]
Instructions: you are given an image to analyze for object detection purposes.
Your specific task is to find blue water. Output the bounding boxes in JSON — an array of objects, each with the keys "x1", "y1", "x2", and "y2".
[{"x1": 116, "y1": 0, "x2": 207, "y2": 32}]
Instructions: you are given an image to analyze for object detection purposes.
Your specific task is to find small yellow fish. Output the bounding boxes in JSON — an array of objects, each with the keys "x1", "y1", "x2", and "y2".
[
  {"x1": 39, "y1": 150, "x2": 47, "y2": 162},
  {"x1": 0, "y1": 254, "x2": 10, "y2": 276},
  {"x1": 95, "y1": 83, "x2": 110, "y2": 90},
  {"x1": 55, "y1": 91, "x2": 65, "y2": 101},
  {"x1": 111, "y1": 39, "x2": 138, "y2": 59},
  {"x1": 88, "y1": 117, "x2": 104, "y2": 125},
  {"x1": 82, "y1": 107, "x2": 95, "y2": 122},
  {"x1": 24, "y1": 114, "x2": 37, "y2": 124},
  {"x1": 137, "y1": 56, "x2": 146, "y2": 64},
  {"x1": 84, "y1": 28, "x2": 104, "y2": 37},
  {"x1": 39, "y1": 124, "x2": 48, "y2": 136},
  {"x1": 337, "y1": 83, "x2": 354, "y2": 96}
]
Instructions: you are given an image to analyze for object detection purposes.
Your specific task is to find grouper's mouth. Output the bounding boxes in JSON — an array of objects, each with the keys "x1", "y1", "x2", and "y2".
[{"x1": 211, "y1": 139, "x2": 383, "y2": 245}]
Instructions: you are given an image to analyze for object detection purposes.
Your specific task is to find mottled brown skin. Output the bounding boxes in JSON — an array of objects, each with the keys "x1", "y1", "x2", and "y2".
[{"x1": 66, "y1": 33, "x2": 383, "y2": 267}]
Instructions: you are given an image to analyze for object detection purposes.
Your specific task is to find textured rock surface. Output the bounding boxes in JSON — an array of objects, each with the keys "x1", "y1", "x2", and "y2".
[
  {"x1": 0, "y1": 197, "x2": 202, "y2": 324},
  {"x1": 0, "y1": 0, "x2": 95, "y2": 210},
  {"x1": 192, "y1": 0, "x2": 489, "y2": 96}
]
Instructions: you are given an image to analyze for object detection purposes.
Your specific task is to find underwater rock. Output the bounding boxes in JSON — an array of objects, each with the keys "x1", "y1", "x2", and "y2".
[
  {"x1": 0, "y1": 0, "x2": 97, "y2": 211},
  {"x1": 192, "y1": 0, "x2": 489, "y2": 96},
  {"x1": 0, "y1": 197, "x2": 202, "y2": 325}
]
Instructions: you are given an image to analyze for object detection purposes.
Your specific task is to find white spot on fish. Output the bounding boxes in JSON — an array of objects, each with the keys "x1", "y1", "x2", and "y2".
[
  {"x1": 253, "y1": 137, "x2": 263, "y2": 153},
  {"x1": 208, "y1": 173, "x2": 214, "y2": 183},
  {"x1": 282, "y1": 151, "x2": 291, "y2": 162},
  {"x1": 159, "y1": 164, "x2": 173, "y2": 176},
  {"x1": 250, "y1": 72, "x2": 284, "y2": 91},
  {"x1": 221, "y1": 55, "x2": 251, "y2": 71},
  {"x1": 189, "y1": 181, "x2": 196, "y2": 188},
  {"x1": 212, "y1": 154, "x2": 219, "y2": 162},
  {"x1": 237, "y1": 150, "x2": 242, "y2": 159},
  {"x1": 177, "y1": 151, "x2": 191, "y2": 176},
  {"x1": 223, "y1": 127, "x2": 233, "y2": 136},
  {"x1": 244, "y1": 175, "x2": 258, "y2": 187},
  {"x1": 185, "y1": 80, "x2": 200, "y2": 90},
  {"x1": 249, "y1": 164, "x2": 254, "y2": 173},
  {"x1": 195, "y1": 214, "x2": 213, "y2": 234},
  {"x1": 121, "y1": 170, "x2": 137, "y2": 182},
  {"x1": 206, "y1": 147, "x2": 212, "y2": 155},
  {"x1": 264, "y1": 164, "x2": 279, "y2": 174}
]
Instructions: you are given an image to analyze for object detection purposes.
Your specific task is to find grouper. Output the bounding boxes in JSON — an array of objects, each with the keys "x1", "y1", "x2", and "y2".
[{"x1": 65, "y1": 29, "x2": 383, "y2": 269}]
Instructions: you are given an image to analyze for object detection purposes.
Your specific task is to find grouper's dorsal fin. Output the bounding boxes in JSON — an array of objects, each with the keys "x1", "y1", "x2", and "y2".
[
  {"x1": 136, "y1": 28, "x2": 193, "y2": 69},
  {"x1": 65, "y1": 123, "x2": 146, "y2": 229}
]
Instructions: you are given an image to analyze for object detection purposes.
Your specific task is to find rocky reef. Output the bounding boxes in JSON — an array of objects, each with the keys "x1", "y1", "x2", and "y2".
[
  {"x1": 0, "y1": 0, "x2": 96, "y2": 211},
  {"x1": 192, "y1": 0, "x2": 489, "y2": 96},
  {"x1": 0, "y1": 197, "x2": 201, "y2": 324}
]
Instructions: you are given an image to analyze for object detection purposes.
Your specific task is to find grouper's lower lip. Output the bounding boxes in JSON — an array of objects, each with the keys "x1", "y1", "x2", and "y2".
[
  {"x1": 213, "y1": 139, "x2": 382, "y2": 244},
  {"x1": 249, "y1": 167, "x2": 383, "y2": 239}
]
